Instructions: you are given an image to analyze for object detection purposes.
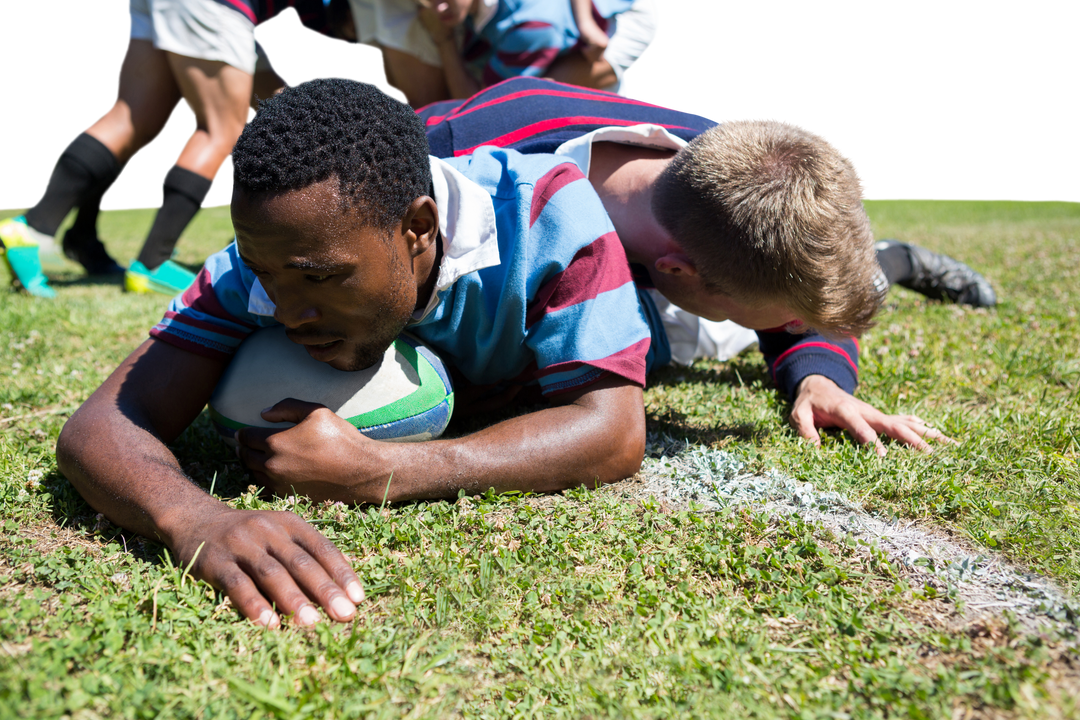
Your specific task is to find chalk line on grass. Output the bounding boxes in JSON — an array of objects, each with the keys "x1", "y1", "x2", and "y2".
[{"x1": 631, "y1": 435, "x2": 1079, "y2": 636}]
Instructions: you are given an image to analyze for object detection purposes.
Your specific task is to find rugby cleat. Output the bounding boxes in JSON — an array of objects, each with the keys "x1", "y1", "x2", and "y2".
[
  {"x1": 63, "y1": 225, "x2": 125, "y2": 276},
  {"x1": 0, "y1": 216, "x2": 56, "y2": 298},
  {"x1": 876, "y1": 239, "x2": 997, "y2": 307},
  {"x1": 125, "y1": 259, "x2": 196, "y2": 295}
]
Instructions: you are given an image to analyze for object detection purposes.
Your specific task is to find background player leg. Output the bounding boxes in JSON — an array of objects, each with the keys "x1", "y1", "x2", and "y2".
[
  {"x1": 126, "y1": 54, "x2": 252, "y2": 295},
  {"x1": 0, "y1": 39, "x2": 180, "y2": 295}
]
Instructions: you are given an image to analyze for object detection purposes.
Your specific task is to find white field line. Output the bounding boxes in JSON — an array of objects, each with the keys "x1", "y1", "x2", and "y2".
[{"x1": 634, "y1": 436, "x2": 1079, "y2": 635}]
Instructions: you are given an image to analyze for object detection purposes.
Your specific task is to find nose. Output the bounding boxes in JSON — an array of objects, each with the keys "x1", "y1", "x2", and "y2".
[{"x1": 271, "y1": 291, "x2": 320, "y2": 328}]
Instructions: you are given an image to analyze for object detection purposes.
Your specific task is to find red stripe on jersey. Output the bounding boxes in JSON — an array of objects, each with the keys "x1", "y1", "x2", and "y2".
[
  {"x1": 529, "y1": 163, "x2": 583, "y2": 226},
  {"x1": 526, "y1": 232, "x2": 629, "y2": 328},
  {"x1": 218, "y1": 0, "x2": 257, "y2": 23},
  {"x1": 536, "y1": 338, "x2": 650, "y2": 388},
  {"x1": 456, "y1": 116, "x2": 694, "y2": 156},
  {"x1": 771, "y1": 341, "x2": 857, "y2": 378},
  {"x1": 449, "y1": 86, "x2": 664, "y2": 121},
  {"x1": 180, "y1": 269, "x2": 258, "y2": 329}
]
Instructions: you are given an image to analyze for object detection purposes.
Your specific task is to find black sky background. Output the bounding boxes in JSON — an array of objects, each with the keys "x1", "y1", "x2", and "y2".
[{"x1": 2, "y1": 4, "x2": 1071, "y2": 205}]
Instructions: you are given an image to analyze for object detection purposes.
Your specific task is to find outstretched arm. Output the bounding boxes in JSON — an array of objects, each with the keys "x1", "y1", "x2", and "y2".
[
  {"x1": 235, "y1": 374, "x2": 646, "y2": 503},
  {"x1": 56, "y1": 339, "x2": 365, "y2": 627},
  {"x1": 790, "y1": 375, "x2": 953, "y2": 456},
  {"x1": 757, "y1": 328, "x2": 952, "y2": 452}
]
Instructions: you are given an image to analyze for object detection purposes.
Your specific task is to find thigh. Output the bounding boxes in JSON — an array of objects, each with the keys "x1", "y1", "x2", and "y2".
[{"x1": 167, "y1": 53, "x2": 253, "y2": 135}]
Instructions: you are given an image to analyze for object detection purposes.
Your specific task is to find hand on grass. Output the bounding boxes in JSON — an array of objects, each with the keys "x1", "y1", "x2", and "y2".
[
  {"x1": 236, "y1": 399, "x2": 393, "y2": 504},
  {"x1": 791, "y1": 375, "x2": 954, "y2": 456},
  {"x1": 170, "y1": 505, "x2": 364, "y2": 628}
]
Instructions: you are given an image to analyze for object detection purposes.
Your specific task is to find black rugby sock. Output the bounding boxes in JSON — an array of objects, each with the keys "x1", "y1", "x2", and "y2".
[
  {"x1": 875, "y1": 242, "x2": 914, "y2": 286},
  {"x1": 25, "y1": 133, "x2": 121, "y2": 237},
  {"x1": 136, "y1": 166, "x2": 213, "y2": 270}
]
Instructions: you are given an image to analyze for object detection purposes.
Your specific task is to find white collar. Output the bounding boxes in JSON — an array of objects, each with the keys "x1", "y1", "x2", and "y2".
[
  {"x1": 554, "y1": 124, "x2": 689, "y2": 178},
  {"x1": 248, "y1": 156, "x2": 500, "y2": 320},
  {"x1": 413, "y1": 155, "x2": 500, "y2": 322}
]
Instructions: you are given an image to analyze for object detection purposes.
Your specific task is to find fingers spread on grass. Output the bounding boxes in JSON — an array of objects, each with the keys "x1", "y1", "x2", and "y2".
[
  {"x1": 189, "y1": 509, "x2": 360, "y2": 627},
  {"x1": 832, "y1": 405, "x2": 887, "y2": 456},
  {"x1": 788, "y1": 403, "x2": 823, "y2": 447},
  {"x1": 216, "y1": 567, "x2": 280, "y2": 628},
  {"x1": 268, "y1": 534, "x2": 358, "y2": 623},
  {"x1": 872, "y1": 415, "x2": 955, "y2": 451},
  {"x1": 294, "y1": 528, "x2": 366, "y2": 605}
]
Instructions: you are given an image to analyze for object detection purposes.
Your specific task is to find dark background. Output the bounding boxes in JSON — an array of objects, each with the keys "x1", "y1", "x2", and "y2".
[{"x1": 2, "y1": 4, "x2": 1071, "y2": 205}]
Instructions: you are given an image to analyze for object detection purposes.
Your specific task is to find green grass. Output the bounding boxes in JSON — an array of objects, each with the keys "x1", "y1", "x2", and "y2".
[{"x1": 2, "y1": 201, "x2": 1079, "y2": 718}]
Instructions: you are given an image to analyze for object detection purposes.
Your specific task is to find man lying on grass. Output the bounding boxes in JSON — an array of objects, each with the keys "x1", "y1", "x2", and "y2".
[
  {"x1": 420, "y1": 77, "x2": 993, "y2": 454},
  {"x1": 58, "y1": 78, "x2": 653, "y2": 628},
  {"x1": 60, "y1": 78, "x2": 894, "y2": 628}
]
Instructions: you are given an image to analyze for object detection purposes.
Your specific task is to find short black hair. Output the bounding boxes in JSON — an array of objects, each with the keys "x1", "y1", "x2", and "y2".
[{"x1": 232, "y1": 78, "x2": 431, "y2": 231}]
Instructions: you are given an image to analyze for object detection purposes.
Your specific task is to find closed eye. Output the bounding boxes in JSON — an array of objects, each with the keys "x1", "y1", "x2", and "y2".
[{"x1": 305, "y1": 274, "x2": 333, "y2": 283}]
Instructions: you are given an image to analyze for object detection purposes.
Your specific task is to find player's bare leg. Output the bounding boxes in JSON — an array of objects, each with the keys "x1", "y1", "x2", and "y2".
[
  {"x1": 0, "y1": 38, "x2": 182, "y2": 295},
  {"x1": 126, "y1": 53, "x2": 253, "y2": 295},
  {"x1": 252, "y1": 68, "x2": 287, "y2": 110},
  {"x1": 87, "y1": 39, "x2": 184, "y2": 163}
]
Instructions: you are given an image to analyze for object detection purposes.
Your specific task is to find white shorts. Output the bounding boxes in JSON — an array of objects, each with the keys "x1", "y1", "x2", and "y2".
[{"x1": 129, "y1": 0, "x2": 266, "y2": 74}]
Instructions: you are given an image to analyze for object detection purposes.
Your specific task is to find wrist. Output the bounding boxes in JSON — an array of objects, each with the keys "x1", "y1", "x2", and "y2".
[{"x1": 155, "y1": 492, "x2": 232, "y2": 549}]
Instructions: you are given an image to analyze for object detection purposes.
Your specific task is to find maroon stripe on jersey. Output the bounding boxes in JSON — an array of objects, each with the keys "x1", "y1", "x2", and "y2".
[
  {"x1": 525, "y1": 232, "x2": 630, "y2": 328},
  {"x1": 529, "y1": 163, "x2": 583, "y2": 226},
  {"x1": 180, "y1": 269, "x2": 258, "y2": 329},
  {"x1": 494, "y1": 45, "x2": 561, "y2": 72},
  {"x1": 161, "y1": 310, "x2": 249, "y2": 340},
  {"x1": 535, "y1": 338, "x2": 650, "y2": 387}
]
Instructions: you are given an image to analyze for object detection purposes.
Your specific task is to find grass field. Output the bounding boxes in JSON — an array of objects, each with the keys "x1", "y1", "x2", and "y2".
[{"x1": 2, "y1": 201, "x2": 1079, "y2": 718}]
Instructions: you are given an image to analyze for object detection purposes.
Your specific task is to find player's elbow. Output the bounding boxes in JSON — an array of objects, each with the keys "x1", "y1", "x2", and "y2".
[{"x1": 593, "y1": 405, "x2": 646, "y2": 485}]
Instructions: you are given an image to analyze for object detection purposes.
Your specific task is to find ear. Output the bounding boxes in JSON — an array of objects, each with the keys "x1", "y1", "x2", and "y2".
[
  {"x1": 654, "y1": 253, "x2": 699, "y2": 277},
  {"x1": 402, "y1": 196, "x2": 439, "y2": 259}
]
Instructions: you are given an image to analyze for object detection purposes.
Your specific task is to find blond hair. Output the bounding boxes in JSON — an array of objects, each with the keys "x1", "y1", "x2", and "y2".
[{"x1": 652, "y1": 120, "x2": 882, "y2": 337}]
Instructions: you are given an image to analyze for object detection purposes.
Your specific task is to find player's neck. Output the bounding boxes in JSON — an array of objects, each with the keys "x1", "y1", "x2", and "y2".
[{"x1": 587, "y1": 142, "x2": 676, "y2": 266}]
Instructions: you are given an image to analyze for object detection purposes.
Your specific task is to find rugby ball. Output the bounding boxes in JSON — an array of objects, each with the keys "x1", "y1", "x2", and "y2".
[{"x1": 208, "y1": 326, "x2": 454, "y2": 443}]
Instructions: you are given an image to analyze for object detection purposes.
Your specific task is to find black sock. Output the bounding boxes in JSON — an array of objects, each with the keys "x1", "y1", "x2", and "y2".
[
  {"x1": 875, "y1": 241, "x2": 914, "y2": 286},
  {"x1": 68, "y1": 193, "x2": 102, "y2": 238},
  {"x1": 24, "y1": 133, "x2": 121, "y2": 237},
  {"x1": 136, "y1": 166, "x2": 213, "y2": 270}
]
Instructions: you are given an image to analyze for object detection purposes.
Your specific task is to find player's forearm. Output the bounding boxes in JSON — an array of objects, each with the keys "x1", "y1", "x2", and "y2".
[
  {"x1": 386, "y1": 385, "x2": 644, "y2": 500},
  {"x1": 249, "y1": 378, "x2": 646, "y2": 503},
  {"x1": 57, "y1": 391, "x2": 227, "y2": 546},
  {"x1": 56, "y1": 339, "x2": 232, "y2": 545}
]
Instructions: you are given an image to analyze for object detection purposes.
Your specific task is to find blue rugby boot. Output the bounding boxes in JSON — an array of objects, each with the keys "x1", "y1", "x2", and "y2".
[
  {"x1": 0, "y1": 216, "x2": 57, "y2": 298},
  {"x1": 125, "y1": 259, "x2": 196, "y2": 295}
]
